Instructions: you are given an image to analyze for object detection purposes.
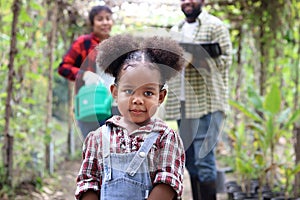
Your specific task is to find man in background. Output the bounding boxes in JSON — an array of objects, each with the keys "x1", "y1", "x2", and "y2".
[{"x1": 165, "y1": 0, "x2": 232, "y2": 199}]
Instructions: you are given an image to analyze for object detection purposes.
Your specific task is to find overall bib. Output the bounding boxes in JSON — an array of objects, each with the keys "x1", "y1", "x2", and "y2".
[{"x1": 101, "y1": 125, "x2": 159, "y2": 200}]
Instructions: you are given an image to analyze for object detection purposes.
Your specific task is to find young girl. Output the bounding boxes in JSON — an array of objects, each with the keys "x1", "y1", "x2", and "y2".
[{"x1": 75, "y1": 34, "x2": 185, "y2": 200}]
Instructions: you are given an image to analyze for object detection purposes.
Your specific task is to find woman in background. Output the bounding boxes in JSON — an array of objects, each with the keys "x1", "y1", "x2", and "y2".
[{"x1": 58, "y1": 5, "x2": 114, "y2": 138}]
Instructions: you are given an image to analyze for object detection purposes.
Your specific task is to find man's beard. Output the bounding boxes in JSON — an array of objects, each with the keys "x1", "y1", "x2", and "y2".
[{"x1": 182, "y1": 5, "x2": 202, "y2": 20}]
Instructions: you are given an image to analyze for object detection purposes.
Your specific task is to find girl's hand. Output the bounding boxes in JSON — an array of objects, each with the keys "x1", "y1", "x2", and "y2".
[
  {"x1": 80, "y1": 190, "x2": 99, "y2": 200},
  {"x1": 147, "y1": 183, "x2": 176, "y2": 200}
]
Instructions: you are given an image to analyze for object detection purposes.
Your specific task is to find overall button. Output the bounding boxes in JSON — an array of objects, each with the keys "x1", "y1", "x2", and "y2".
[{"x1": 139, "y1": 151, "x2": 146, "y2": 158}]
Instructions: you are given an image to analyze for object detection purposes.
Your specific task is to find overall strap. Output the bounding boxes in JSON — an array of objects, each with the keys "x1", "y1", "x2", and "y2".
[
  {"x1": 102, "y1": 125, "x2": 112, "y2": 181},
  {"x1": 126, "y1": 132, "x2": 160, "y2": 176}
]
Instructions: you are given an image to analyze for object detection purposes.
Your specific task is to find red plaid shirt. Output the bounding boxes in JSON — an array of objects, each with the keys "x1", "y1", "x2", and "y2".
[
  {"x1": 75, "y1": 116, "x2": 185, "y2": 199},
  {"x1": 58, "y1": 33, "x2": 100, "y2": 92}
]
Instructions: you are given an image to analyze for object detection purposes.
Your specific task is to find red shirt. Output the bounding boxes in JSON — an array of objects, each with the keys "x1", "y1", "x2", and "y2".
[{"x1": 58, "y1": 33, "x2": 100, "y2": 92}]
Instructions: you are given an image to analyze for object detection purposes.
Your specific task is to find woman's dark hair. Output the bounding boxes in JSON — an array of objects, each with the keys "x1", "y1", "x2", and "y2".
[
  {"x1": 96, "y1": 34, "x2": 184, "y2": 84},
  {"x1": 89, "y1": 5, "x2": 112, "y2": 26}
]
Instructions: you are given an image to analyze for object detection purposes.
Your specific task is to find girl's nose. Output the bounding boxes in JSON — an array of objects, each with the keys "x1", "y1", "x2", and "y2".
[{"x1": 131, "y1": 95, "x2": 143, "y2": 105}]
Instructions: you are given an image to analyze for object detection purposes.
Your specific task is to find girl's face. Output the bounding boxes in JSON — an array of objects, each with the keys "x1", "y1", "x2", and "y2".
[
  {"x1": 92, "y1": 10, "x2": 113, "y2": 40},
  {"x1": 111, "y1": 64, "x2": 166, "y2": 126}
]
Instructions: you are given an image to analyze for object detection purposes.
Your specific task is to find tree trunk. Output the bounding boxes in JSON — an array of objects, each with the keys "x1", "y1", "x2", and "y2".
[
  {"x1": 259, "y1": 23, "x2": 267, "y2": 96},
  {"x1": 232, "y1": 23, "x2": 243, "y2": 142},
  {"x1": 293, "y1": 22, "x2": 300, "y2": 197},
  {"x1": 56, "y1": 0, "x2": 77, "y2": 159},
  {"x1": 258, "y1": 1, "x2": 269, "y2": 96},
  {"x1": 45, "y1": 0, "x2": 57, "y2": 173},
  {"x1": 234, "y1": 21, "x2": 243, "y2": 103},
  {"x1": 294, "y1": 125, "x2": 300, "y2": 197},
  {"x1": 67, "y1": 30, "x2": 76, "y2": 157},
  {"x1": 67, "y1": 81, "x2": 75, "y2": 157},
  {"x1": 3, "y1": 0, "x2": 22, "y2": 187}
]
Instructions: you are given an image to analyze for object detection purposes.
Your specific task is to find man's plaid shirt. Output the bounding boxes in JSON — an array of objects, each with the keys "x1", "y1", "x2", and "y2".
[{"x1": 165, "y1": 10, "x2": 232, "y2": 120}]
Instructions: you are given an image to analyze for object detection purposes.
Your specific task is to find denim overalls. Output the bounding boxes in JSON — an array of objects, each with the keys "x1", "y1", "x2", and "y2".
[{"x1": 100, "y1": 125, "x2": 159, "y2": 200}]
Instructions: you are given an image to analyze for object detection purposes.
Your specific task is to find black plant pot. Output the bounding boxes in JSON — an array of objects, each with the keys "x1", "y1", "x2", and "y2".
[
  {"x1": 225, "y1": 180, "x2": 300, "y2": 200},
  {"x1": 262, "y1": 191, "x2": 275, "y2": 200},
  {"x1": 233, "y1": 192, "x2": 260, "y2": 200},
  {"x1": 225, "y1": 180, "x2": 239, "y2": 189},
  {"x1": 249, "y1": 179, "x2": 259, "y2": 194},
  {"x1": 226, "y1": 183, "x2": 242, "y2": 200},
  {"x1": 270, "y1": 197, "x2": 286, "y2": 200},
  {"x1": 233, "y1": 191, "x2": 247, "y2": 200}
]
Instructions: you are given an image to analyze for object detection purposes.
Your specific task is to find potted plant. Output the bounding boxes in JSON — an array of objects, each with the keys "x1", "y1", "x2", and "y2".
[{"x1": 229, "y1": 83, "x2": 300, "y2": 199}]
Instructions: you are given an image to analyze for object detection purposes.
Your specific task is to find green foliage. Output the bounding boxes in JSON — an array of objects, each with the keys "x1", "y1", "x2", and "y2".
[
  {"x1": 0, "y1": 0, "x2": 75, "y2": 191},
  {"x1": 229, "y1": 83, "x2": 300, "y2": 193},
  {"x1": 264, "y1": 84, "x2": 281, "y2": 114},
  {"x1": 0, "y1": 161, "x2": 6, "y2": 185},
  {"x1": 1, "y1": 0, "x2": 300, "y2": 196},
  {"x1": 229, "y1": 122, "x2": 259, "y2": 182}
]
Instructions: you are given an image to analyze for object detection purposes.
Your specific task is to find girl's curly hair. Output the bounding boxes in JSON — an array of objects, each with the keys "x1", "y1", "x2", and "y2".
[{"x1": 96, "y1": 34, "x2": 184, "y2": 84}]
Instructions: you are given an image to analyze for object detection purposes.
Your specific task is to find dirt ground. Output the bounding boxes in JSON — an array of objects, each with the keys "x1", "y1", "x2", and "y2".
[
  {"x1": 13, "y1": 158, "x2": 228, "y2": 200},
  {"x1": 14, "y1": 159, "x2": 80, "y2": 200}
]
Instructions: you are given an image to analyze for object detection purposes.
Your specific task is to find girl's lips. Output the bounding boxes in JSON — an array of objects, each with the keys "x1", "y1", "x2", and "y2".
[{"x1": 130, "y1": 109, "x2": 146, "y2": 114}]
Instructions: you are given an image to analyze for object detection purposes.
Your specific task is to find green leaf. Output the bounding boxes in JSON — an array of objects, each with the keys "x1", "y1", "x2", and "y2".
[
  {"x1": 263, "y1": 84, "x2": 281, "y2": 114},
  {"x1": 266, "y1": 117, "x2": 275, "y2": 142},
  {"x1": 292, "y1": 163, "x2": 300, "y2": 174},
  {"x1": 255, "y1": 152, "x2": 264, "y2": 166},
  {"x1": 277, "y1": 108, "x2": 291, "y2": 124},
  {"x1": 19, "y1": 8, "x2": 32, "y2": 23},
  {"x1": 236, "y1": 157, "x2": 247, "y2": 173},
  {"x1": 0, "y1": 33, "x2": 10, "y2": 41},
  {"x1": 229, "y1": 99, "x2": 262, "y2": 121},
  {"x1": 247, "y1": 86, "x2": 263, "y2": 109},
  {"x1": 247, "y1": 123, "x2": 264, "y2": 134},
  {"x1": 284, "y1": 109, "x2": 300, "y2": 129},
  {"x1": 30, "y1": 1, "x2": 42, "y2": 11}
]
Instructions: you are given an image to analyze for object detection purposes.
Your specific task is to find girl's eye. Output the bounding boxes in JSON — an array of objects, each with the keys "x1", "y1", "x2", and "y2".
[
  {"x1": 144, "y1": 91, "x2": 153, "y2": 96},
  {"x1": 125, "y1": 89, "x2": 133, "y2": 95}
]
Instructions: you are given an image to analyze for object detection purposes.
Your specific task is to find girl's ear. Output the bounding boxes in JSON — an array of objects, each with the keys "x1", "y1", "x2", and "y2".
[
  {"x1": 158, "y1": 89, "x2": 167, "y2": 104},
  {"x1": 110, "y1": 84, "x2": 118, "y2": 100}
]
